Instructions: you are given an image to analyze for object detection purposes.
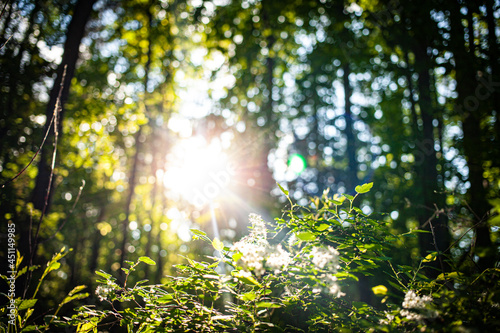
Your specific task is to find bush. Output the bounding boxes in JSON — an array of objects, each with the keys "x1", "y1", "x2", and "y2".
[{"x1": 3, "y1": 183, "x2": 500, "y2": 332}]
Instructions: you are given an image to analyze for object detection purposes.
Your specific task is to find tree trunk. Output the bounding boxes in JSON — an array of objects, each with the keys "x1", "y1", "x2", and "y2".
[
  {"x1": 118, "y1": 3, "x2": 153, "y2": 281},
  {"x1": 342, "y1": 65, "x2": 358, "y2": 190},
  {"x1": 31, "y1": 0, "x2": 96, "y2": 213},
  {"x1": 414, "y1": 46, "x2": 450, "y2": 276},
  {"x1": 449, "y1": 0, "x2": 494, "y2": 269}
]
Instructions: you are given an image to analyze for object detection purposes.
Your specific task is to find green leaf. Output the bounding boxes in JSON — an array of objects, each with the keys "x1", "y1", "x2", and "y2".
[
  {"x1": 344, "y1": 194, "x2": 355, "y2": 201},
  {"x1": 18, "y1": 299, "x2": 37, "y2": 310},
  {"x1": 296, "y1": 231, "x2": 316, "y2": 241},
  {"x1": 277, "y1": 183, "x2": 289, "y2": 196},
  {"x1": 212, "y1": 238, "x2": 224, "y2": 251},
  {"x1": 190, "y1": 228, "x2": 211, "y2": 242},
  {"x1": 157, "y1": 294, "x2": 174, "y2": 303},
  {"x1": 256, "y1": 301, "x2": 281, "y2": 308},
  {"x1": 138, "y1": 256, "x2": 156, "y2": 265},
  {"x1": 316, "y1": 224, "x2": 330, "y2": 231},
  {"x1": 232, "y1": 252, "x2": 243, "y2": 262},
  {"x1": 77, "y1": 319, "x2": 98, "y2": 333},
  {"x1": 231, "y1": 270, "x2": 261, "y2": 287},
  {"x1": 62, "y1": 293, "x2": 89, "y2": 305},
  {"x1": 372, "y1": 285, "x2": 388, "y2": 295},
  {"x1": 240, "y1": 291, "x2": 257, "y2": 301},
  {"x1": 190, "y1": 228, "x2": 208, "y2": 237},
  {"x1": 423, "y1": 252, "x2": 437, "y2": 262},
  {"x1": 355, "y1": 182, "x2": 373, "y2": 194},
  {"x1": 95, "y1": 270, "x2": 112, "y2": 279}
]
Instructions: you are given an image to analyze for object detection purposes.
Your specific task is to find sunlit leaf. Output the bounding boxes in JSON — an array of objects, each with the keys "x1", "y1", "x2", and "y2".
[
  {"x1": 212, "y1": 238, "x2": 224, "y2": 251},
  {"x1": 372, "y1": 285, "x2": 388, "y2": 295},
  {"x1": 355, "y1": 182, "x2": 373, "y2": 194},
  {"x1": 138, "y1": 256, "x2": 156, "y2": 266},
  {"x1": 296, "y1": 231, "x2": 316, "y2": 241}
]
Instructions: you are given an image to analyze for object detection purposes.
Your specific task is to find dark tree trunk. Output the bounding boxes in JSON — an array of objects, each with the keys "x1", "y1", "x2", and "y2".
[
  {"x1": 31, "y1": 0, "x2": 96, "y2": 213},
  {"x1": 449, "y1": 0, "x2": 494, "y2": 269},
  {"x1": 343, "y1": 64, "x2": 371, "y2": 303},
  {"x1": 17, "y1": 0, "x2": 95, "y2": 296},
  {"x1": 343, "y1": 65, "x2": 358, "y2": 190},
  {"x1": 485, "y1": 0, "x2": 500, "y2": 161},
  {"x1": 413, "y1": 46, "x2": 450, "y2": 276},
  {"x1": 118, "y1": 3, "x2": 153, "y2": 281},
  {"x1": 89, "y1": 206, "x2": 107, "y2": 276}
]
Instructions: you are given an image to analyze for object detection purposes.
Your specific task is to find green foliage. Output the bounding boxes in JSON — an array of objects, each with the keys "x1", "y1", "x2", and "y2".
[
  {"x1": 54, "y1": 184, "x2": 499, "y2": 332},
  {"x1": 0, "y1": 248, "x2": 89, "y2": 332}
]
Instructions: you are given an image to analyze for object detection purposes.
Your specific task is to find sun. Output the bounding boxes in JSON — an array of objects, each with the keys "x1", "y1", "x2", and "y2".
[{"x1": 162, "y1": 136, "x2": 235, "y2": 207}]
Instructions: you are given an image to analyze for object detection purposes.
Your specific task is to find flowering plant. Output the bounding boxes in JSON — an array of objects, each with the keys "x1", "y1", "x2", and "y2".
[{"x1": 26, "y1": 182, "x2": 498, "y2": 332}]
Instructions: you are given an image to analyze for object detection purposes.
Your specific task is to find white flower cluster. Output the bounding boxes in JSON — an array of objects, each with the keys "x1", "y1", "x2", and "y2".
[
  {"x1": 95, "y1": 281, "x2": 117, "y2": 302},
  {"x1": 266, "y1": 244, "x2": 292, "y2": 274},
  {"x1": 379, "y1": 312, "x2": 395, "y2": 325},
  {"x1": 402, "y1": 290, "x2": 433, "y2": 309},
  {"x1": 231, "y1": 238, "x2": 267, "y2": 276},
  {"x1": 310, "y1": 246, "x2": 344, "y2": 297},
  {"x1": 231, "y1": 214, "x2": 344, "y2": 298},
  {"x1": 231, "y1": 214, "x2": 292, "y2": 276},
  {"x1": 400, "y1": 290, "x2": 436, "y2": 322},
  {"x1": 310, "y1": 246, "x2": 340, "y2": 269}
]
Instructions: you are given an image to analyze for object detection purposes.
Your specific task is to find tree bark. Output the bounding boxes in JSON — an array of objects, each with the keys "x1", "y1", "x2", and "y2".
[
  {"x1": 31, "y1": 0, "x2": 96, "y2": 213},
  {"x1": 449, "y1": 0, "x2": 494, "y2": 269},
  {"x1": 413, "y1": 46, "x2": 450, "y2": 276}
]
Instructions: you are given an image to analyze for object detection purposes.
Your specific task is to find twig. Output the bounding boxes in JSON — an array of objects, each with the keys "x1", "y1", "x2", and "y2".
[
  {"x1": 0, "y1": 34, "x2": 12, "y2": 51},
  {"x1": 0, "y1": 104, "x2": 57, "y2": 189},
  {"x1": 24, "y1": 65, "x2": 67, "y2": 296}
]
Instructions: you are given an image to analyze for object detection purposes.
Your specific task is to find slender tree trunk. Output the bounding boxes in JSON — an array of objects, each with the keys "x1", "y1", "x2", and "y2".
[
  {"x1": 342, "y1": 65, "x2": 358, "y2": 190},
  {"x1": 15, "y1": 0, "x2": 95, "y2": 295},
  {"x1": 414, "y1": 46, "x2": 450, "y2": 276},
  {"x1": 89, "y1": 206, "x2": 107, "y2": 276},
  {"x1": 449, "y1": 1, "x2": 494, "y2": 269},
  {"x1": 343, "y1": 64, "x2": 371, "y2": 303},
  {"x1": 31, "y1": 0, "x2": 96, "y2": 213},
  {"x1": 118, "y1": 129, "x2": 142, "y2": 282},
  {"x1": 485, "y1": 0, "x2": 500, "y2": 159},
  {"x1": 144, "y1": 127, "x2": 158, "y2": 279},
  {"x1": 118, "y1": 3, "x2": 153, "y2": 281}
]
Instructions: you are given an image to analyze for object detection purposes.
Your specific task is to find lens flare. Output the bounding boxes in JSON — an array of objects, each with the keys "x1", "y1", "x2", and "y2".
[{"x1": 288, "y1": 153, "x2": 307, "y2": 175}]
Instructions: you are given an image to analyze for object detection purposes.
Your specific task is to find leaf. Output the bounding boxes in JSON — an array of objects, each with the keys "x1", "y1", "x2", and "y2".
[
  {"x1": 232, "y1": 252, "x2": 243, "y2": 262},
  {"x1": 277, "y1": 183, "x2": 289, "y2": 196},
  {"x1": 61, "y1": 293, "x2": 89, "y2": 305},
  {"x1": 296, "y1": 231, "x2": 316, "y2": 241},
  {"x1": 18, "y1": 299, "x2": 37, "y2": 310},
  {"x1": 68, "y1": 285, "x2": 87, "y2": 297},
  {"x1": 372, "y1": 285, "x2": 388, "y2": 295},
  {"x1": 412, "y1": 229, "x2": 431, "y2": 233},
  {"x1": 190, "y1": 228, "x2": 208, "y2": 237},
  {"x1": 190, "y1": 228, "x2": 211, "y2": 242},
  {"x1": 138, "y1": 256, "x2": 156, "y2": 266},
  {"x1": 46, "y1": 261, "x2": 61, "y2": 274},
  {"x1": 212, "y1": 238, "x2": 224, "y2": 251},
  {"x1": 240, "y1": 291, "x2": 257, "y2": 301},
  {"x1": 355, "y1": 182, "x2": 373, "y2": 194},
  {"x1": 344, "y1": 194, "x2": 355, "y2": 201},
  {"x1": 77, "y1": 319, "x2": 98, "y2": 333},
  {"x1": 95, "y1": 270, "x2": 112, "y2": 279},
  {"x1": 157, "y1": 294, "x2": 174, "y2": 303},
  {"x1": 231, "y1": 270, "x2": 261, "y2": 287},
  {"x1": 423, "y1": 252, "x2": 437, "y2": 262},
  {"x1": 316, "y1": 224, "x2": 330, "y2": 232},
  {"x1": 256, "y1": 301, "x2": 281, "y2": 308}
]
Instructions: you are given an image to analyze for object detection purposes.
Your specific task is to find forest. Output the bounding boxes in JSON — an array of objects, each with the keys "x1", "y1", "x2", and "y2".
[{"x1": 0, "y1": 0, "x2": 499, "y2": 331}]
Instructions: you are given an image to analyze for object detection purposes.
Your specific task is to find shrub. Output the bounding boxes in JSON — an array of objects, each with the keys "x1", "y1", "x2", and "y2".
[{"x1": 3, "y1": 183, "x2": 499, "y2": 332}]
